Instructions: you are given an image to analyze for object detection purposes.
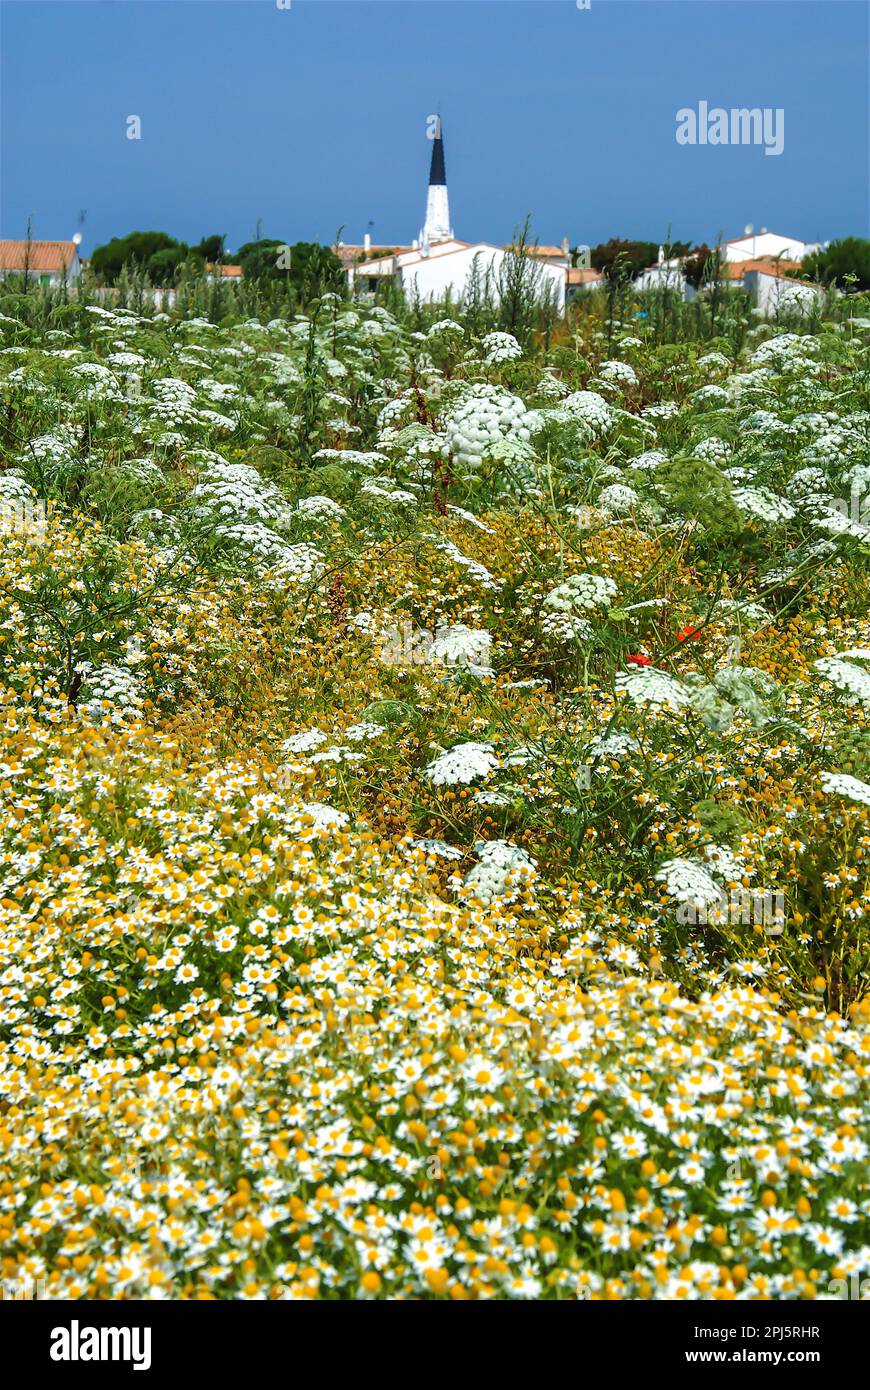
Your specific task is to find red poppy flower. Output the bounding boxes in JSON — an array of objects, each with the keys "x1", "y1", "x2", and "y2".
[
  {"x1": 626, "y1": 652, "x2": 652, "y2": 666},
  {"x1": 676, "y1": 625, "x2": 701, "y2": 644}
]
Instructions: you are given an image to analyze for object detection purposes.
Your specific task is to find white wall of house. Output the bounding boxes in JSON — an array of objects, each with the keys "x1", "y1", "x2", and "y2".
[
  {"x1": 400, "y1": 244, "x2": 565, "y2": 310},
  {"x1": 633, "y1": 264, "x2": 692, "y2": 299},
  {"x1": 0, "y1": 253, "x2": 81, "y2": 285},
  {"x1": 724, "y1": 233, "x2": 817, "y2": 263},
  {"x1": 743, "y1": 270, "x2": 823, "y2": 317}
]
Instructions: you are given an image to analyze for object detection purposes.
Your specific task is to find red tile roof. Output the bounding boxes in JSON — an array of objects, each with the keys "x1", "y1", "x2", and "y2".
[
  {"x1": 724, "y1": 257, "x2": 801, "y2": 280},
  {"x1": 567, "y1": 267, "x2": 604, "y2": 285},
  {"x1": 0, "y1": 240, "x2": 78, "y2": 273},
  {"x1": 334, "y1": 244, "x2": 414, "y2": 264}
]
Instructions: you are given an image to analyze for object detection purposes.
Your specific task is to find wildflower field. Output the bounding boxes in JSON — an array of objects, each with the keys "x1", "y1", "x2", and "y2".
[{"x1": 0, "y1": 286, "x2": 868, "y2": 1302}]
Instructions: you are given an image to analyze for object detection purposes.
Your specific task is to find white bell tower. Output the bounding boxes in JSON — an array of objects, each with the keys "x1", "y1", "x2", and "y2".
[{"x1": 420, "y1": 116, "x2": 453, "y2": 247}]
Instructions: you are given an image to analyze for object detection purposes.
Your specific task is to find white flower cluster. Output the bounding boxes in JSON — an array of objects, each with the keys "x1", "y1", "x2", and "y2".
[
  {"x1": 191, "y1": 454, "x2": 293, "y2": 529},
  {"x1": 561, "y1": 390, "x2": 614, "y2": 437},
  {"x1": 78, "y1": 662, "x2": 145, "y2": 720},
  {"x1": 432, "y1": 537, "x2": 499, "y2": 590},
  {"x1": 292, "y1": 802, "x2": 350, "y2": 833},
  {"x1": 656, "y1": 857, "x2": 723, "y2": 911},
  {"x1": 462, "y1": 839, "x2": 537, "y2": 906},
  {"x1": 541, "y1": 611, "x2": 593, "y2": 643},
  {"x1": 598, "y1": 482, "x2": 639, "y2": 515},
  {"x1": 360, "y1": 479, "x2": 418, "y2": 507},
  {"x1": 406, "y1": 838, "x2": 463, "y2": 862},
  {"x1": 731, "y1": 486, "x2": 796, "y2": 525},
  {"x1": 597, "y1": 359, "x2": 638, "y2": 388},
  {"x1": 585, "y1": 731, "x2": 640, "y2": 759},
  {"x1": 815, "y1": 654, "x2": 870, "y2": 706},
  {"x1": 481, "y1": 331, "x2": 522, "y2": 364},
  {"x1": 0, "y1": 472, "x2": 37, "y2": 504},
  {"x1": 631, "y1": 449, "x2": 668, "y2": 473},
  {"x1": 296, "y1": 495, "x2": 345, "y2": 522},
  {"x1": 281, "y1": 729, "x2": 326, "y2": 755},
  {"x1": 544, "y1": 572, "x2": 617, "y2": 613},
  {"x1": 428, "y1": 624, "x2": 493, "y2": 676},
  {"x1": 820, "y1": 772, "x2": 870, "y2": 806},
  {"x1": 424, "y1": 741, "x2": 499, "y2": 786},
  {"x1": 749, "y1": 333, "x2": 817, "y2": 368},
  {"x1": 693, "y1": 436, "x2": 730, "y2": 463},
  {"x1": 427, "y1": 319, "x2": 465, "y2": 340},
  {"x1": 444, "y1": 384, "x2": 531, "y2": 471},
  {"x1": 314, "y1": 448, "x2": 387, "y2": 470},
  {"x1": 213, "y1": 523, "x2": 324, "y2": 584},
  {"x1": 616, "y1": 667, "x2": 690, "y2": 710}
]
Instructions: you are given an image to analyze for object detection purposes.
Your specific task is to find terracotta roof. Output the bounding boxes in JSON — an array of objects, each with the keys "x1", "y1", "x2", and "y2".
[
  {"x1": 567, "y1": 267, "x2": 604, "y2": 285},
  {"x1": 334, "y1": 244, "x2": 414, "y2": 263},
  {"x1": 0, "y1": 240, "x2": 78, "y2": 273},
  {"x1": 724, "y1": 257, "x2": 801, "y2": 280},
  {"x1": 530, "y1": 245, "x2": 569, "y2": 259}
]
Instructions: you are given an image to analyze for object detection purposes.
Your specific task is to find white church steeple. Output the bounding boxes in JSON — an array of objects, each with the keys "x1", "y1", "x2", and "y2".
[{"x1": 420, "y1": 116, "x2": 453, "y2": 247}]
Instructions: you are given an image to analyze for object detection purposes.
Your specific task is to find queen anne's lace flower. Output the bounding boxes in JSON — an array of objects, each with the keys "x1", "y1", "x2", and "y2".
[
  {"x1": 656, "y1": 857, "x2": 723, "y2": 910},
  {"x1": 428, "y1": 624, "x2": 493, "y2": 675},
  {"x1": 597, "y1": 359, "x2": 638, "y2": 387},
  {"x1": 561, "y1": 389, "x2": 614, "y2": 437},
  {"x1": 462, "y1": 840, "x2": 537, "y2": 905},
  {"x1": 481, "y1": 331, "x2": 522, "y2": 364},
  {"x1": 815, "y1": 655, "x2": 870, "y2": 706},
  {"x1": 444, "y1": 384, "x2": 531, "y2": 471},
  {"x1": 616, "y1": 667, "x2": 690, "y2": 709},
  {"x1": 820, "y1": 772, "x2": 870, "y2": 806},
  {"x1": 731, "y1": 486, "x2": 796, "y2": 524},
  {"x1": 424, "y1": 742, "x2": 499, "y2": 786},
  {"x1": 544, "y1": 572, "x2": 617, "y2": 613}
]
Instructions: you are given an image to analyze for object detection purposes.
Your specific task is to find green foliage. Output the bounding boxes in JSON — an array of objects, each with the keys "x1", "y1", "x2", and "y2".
[
  {"x1": 236, "y1": 239, "x2": 344, "y2": 302},
  {"x1": 193, "y1": 234, "x2": 226, "y2": 263},
  {"x1": 591, "y1": 237, "x2": 692, "y2": 281},
  {"x1": 802, "y1": 237, "x2": 870, "y2": 291},
  {"x1": 91, "y1": 231, "x2": 184, "y2": 285}
]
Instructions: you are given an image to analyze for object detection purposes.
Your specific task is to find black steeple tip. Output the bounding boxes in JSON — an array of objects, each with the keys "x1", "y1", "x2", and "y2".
[{"x1": 428, "y1": 119, "x2": 446, "y2": 187}]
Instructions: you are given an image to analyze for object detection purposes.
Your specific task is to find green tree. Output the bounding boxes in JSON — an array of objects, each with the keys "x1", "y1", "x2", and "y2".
[
  {"x1": 91, "y1": 231, "x2": 182, "y2": 285},
  {"x1": 592, "y1": 238, "x2": 692, "y2": 282},
  {"x1": 683, "y1": 243, "x2": 722, "y2": 289},
  {"x1": 193, "y1": 234, "x2": 225, "y2": 263},
  {"x1": 146, "y1": 246, "x2": 189, "y2": 286},
  {"x1": 237, "y1": 238, "x2": 344, "y2": 301},
  {"x1": 801, "y1": 238, "x2": 870, "y2": 291}
]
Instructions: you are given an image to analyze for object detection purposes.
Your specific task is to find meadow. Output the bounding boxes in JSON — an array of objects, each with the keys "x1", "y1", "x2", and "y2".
[{"x1": 0, "y1": 273, "x2": 868, "y2": 1300}]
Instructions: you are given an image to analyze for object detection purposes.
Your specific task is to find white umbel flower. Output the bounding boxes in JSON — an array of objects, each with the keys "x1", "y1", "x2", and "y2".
[
  {"x1": 562, "y1": 390, "x2": 614, "y2": 437},
  {"x1": 295, "y1": 803, "x2": 350, "y2": 832},
  {"x1": 428, "y1": 624, "x2": 493, "y2": 675},
  {"x1": 656, "y1": 858, "x2": 723, "y2": 910},
  {"x1": 424, "y1": 741, "x2": 499, "y2": 786},
  {"x1": 820, "y1": 772, "x2": 870, "y2": 806},
  {"x1": 444, "y1": 384, "x2": 531, "y2": 471},
  {"x1": 616, "y1": 667, "x2": 690, "y2": 709},
  {"x1": 462, "y1": 840, "x2": 537, "y2": 905},
  {"x1": 481, "y1": 331, "x2": 522, "y2": 364},
  {"x1": 815, "y1": 656, "x2": 870, "y2": 706},
  {"x1": 731, "y1": 486, "x2": 796, "y2": 524},
  {"x1": 598, "y1": 359, "x2": 638, "y2": 387},
  {"x1": 544, "y1": 573, "x2": 617, "y2": 613}
]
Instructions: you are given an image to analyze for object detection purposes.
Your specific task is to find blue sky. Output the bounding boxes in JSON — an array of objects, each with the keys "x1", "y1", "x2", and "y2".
[{"x1": 1, "y1": 0, "x2": 867, "y2": 256}]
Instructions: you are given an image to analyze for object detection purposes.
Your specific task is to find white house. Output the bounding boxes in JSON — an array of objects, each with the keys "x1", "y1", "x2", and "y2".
[
  {"x1": 0, "y1": 239, "x2": 82, "y2": 285},
  {"x1": 722, "y1": 230, "x2": 822, "y2": 263},
  {"x1": 743, "y1": 267, "x2": 825, "y2": 317},
  {"x1": 345, "y1": 121, "x2": 566, "y2": 311},
  {"x1": 401, "y1": 241, "x2": 565, "y2": 310}
]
